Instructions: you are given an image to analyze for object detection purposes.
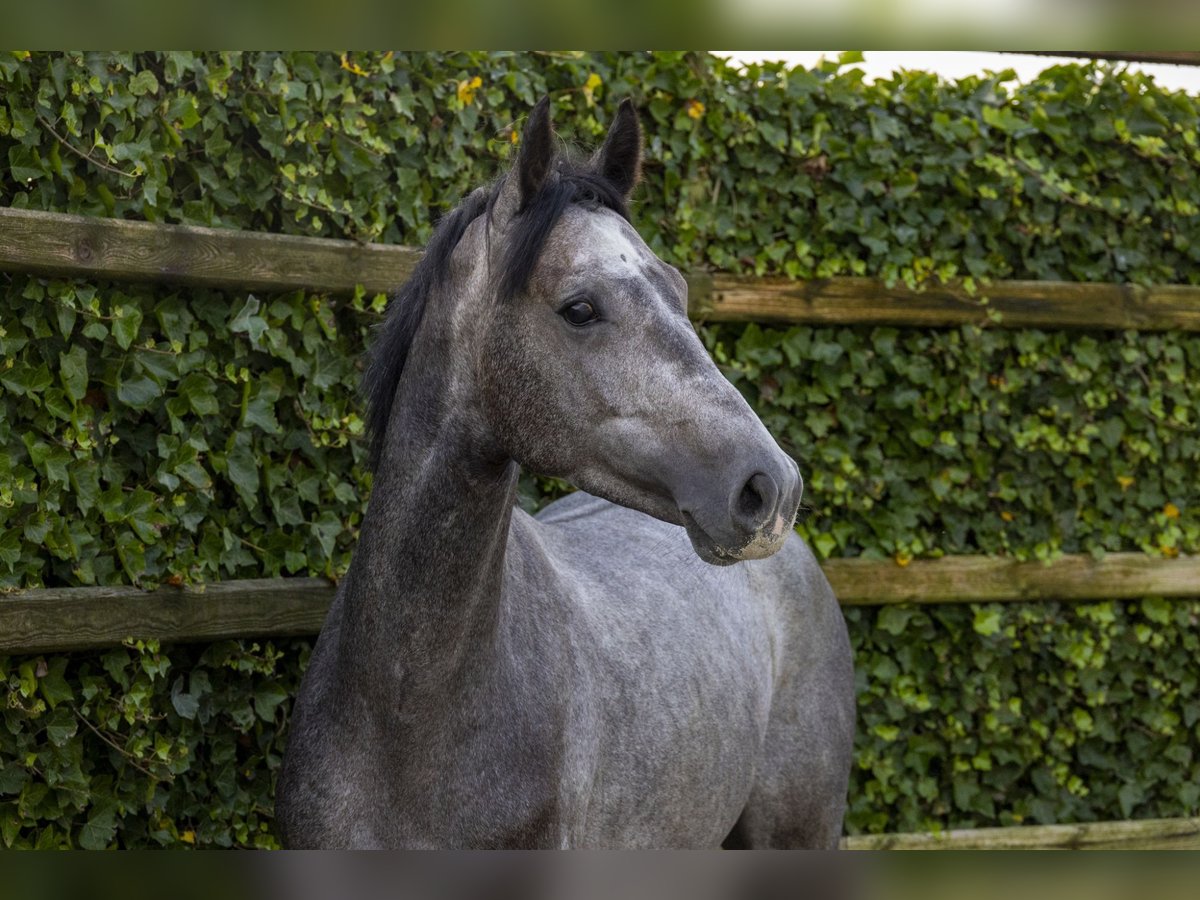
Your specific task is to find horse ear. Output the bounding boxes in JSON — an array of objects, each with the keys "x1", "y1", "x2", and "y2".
[
  {"x1": 595, "y1": 99, "x2": 642, "y2": 200},
  {"x1": 518, "y1": 96, "x2": 554, "y2": 208}
]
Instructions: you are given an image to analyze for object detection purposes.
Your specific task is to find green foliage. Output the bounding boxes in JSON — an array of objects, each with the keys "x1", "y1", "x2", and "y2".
[
  {"x1": 847, "y1": 599, "x2": 1200, "y2": 834},
  {"x1": 0, "y1": 639, "x2": 305, "y2": 848},
  {"x1": 706, "y1": 323, "x2": 1199, "y2": 564},
  {"x1": 1, "y1": 51, "x2": 1198, "y2": 845},
  {"x1": 1, "y1": 51, "x2": 1197, "y2": 284},
  {"x1": 0, "y1": 278, "x2": 373, "y2": 589}
]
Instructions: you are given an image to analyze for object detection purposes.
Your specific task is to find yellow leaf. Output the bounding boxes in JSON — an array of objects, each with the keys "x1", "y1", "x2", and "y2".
[
  {"x1": 181, "y1": 830, "x2": 195, "y2": 844},
  {"x1": 894, "y1": 552, "x2": 912, "y2": 568},
  {"x1": 686, "y1": 99, "x2": 705, "y2": 120},
  {"x1": 1117, "y1": 476, "x2": 1134, "y2": 491},
  {"x1": 1164, "y1": 502, "x2": 1180, "y2": 519},
  {"x1": 339, "y1": 53, "x2": 368, "y2": 77},
  {"x1": 1162, "y1": 545, "x2": 1180, "y2": 558},
  {"x1": 583, "y1": 72, "x2": 603, "y2": 106},
  {"x1": 457, "y1": 76, "x2": 483, "y2": 105},
  {"x1": 1000, "y1": 510, "x2": 1014, "y2": 522}
]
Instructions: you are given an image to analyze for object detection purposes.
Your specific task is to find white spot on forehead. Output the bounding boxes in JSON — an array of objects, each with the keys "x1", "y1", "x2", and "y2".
[{"x1": 570, "y1": 212, "x2": 652, "y2": 276}]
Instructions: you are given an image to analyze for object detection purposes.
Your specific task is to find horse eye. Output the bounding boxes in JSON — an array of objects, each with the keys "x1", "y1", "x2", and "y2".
[{"x1": 560, "y1": 300, "x2": 599, "y2": 326}]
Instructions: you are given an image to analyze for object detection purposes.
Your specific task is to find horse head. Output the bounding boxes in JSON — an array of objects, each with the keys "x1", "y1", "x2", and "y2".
[{"x1": 368, "y1": 98, "x2": 803, "y2": 566}]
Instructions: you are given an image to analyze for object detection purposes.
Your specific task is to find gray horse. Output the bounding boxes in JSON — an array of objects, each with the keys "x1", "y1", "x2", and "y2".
[{"x1": 276, "y1": 98, "x2": 855, "y2": 849}]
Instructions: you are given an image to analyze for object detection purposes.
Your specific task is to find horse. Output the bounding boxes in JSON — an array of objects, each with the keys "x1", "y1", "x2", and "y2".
[{"x1": 275, "y1": 98, "x2": 855, "y2": 849}]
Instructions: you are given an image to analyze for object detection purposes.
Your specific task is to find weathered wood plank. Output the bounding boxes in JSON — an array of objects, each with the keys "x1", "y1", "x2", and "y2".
[
  {"x1": 1, "y1": 553, "x2": 1195, "y2": 654},
  {"x1": 0, "y1": 578, "x2": 335, "y2": 655},
  {"x1": 5, "y1": 208, "x2": 1200, "y2": 330},
  {"x1": 824, "y1": 552, "x2": 1200, "y2": 606},
  {"x1": 842, "y1": 816, "x2": 1200, "y2": 850},
  {"x1": 690, "y1": 274, "x2": 1200, "y2": 332},
  {"x1": 0, "y1": 207, "x2": 419, "y2": 295}
]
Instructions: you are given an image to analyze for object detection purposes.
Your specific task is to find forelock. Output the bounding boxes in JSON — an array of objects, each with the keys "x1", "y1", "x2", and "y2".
[{"x1": 496, "y1": 159, "x2": 630, "y2": 301}]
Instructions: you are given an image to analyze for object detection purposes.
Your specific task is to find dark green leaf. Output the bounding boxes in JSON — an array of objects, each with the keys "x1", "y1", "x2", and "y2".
[
  {"x1": 59, "y1": 345, "x2": 89, "y2": 402},
  {"x1": 115, "y1": 373, "x2": 162, "y2": 408},
  {"x1": 111, "y1": 305, "x2": 143, "y2": 351}
]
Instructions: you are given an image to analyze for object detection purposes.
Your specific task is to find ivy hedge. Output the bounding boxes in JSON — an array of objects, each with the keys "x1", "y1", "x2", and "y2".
[{"x1": 1, "y1": 51, "x2": 1197, "y2": 847}]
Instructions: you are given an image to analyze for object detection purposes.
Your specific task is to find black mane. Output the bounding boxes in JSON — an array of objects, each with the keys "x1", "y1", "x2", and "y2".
[{"x1": 362, "y1": 158, "x2": 630, "y2": 471}]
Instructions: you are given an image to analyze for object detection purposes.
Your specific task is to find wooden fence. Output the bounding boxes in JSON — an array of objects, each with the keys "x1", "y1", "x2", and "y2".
[
  {"x1": 841, "y1": 816, "x2": 1200, "y2": 850},
  {"x1": 3, "y1": 553, "x2": 1200, "y2": 656},
  {"x1": 3, "y1": 206, "x2": 1199, "y2": 849},
  {"x1": 5, "y1": 207, "x2": 1200, "y2": 331}
]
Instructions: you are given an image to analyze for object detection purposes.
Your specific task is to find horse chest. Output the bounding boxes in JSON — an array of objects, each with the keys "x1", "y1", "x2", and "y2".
[{"x1": 368, "y1": 644, "x2": 764, "y2": 848}]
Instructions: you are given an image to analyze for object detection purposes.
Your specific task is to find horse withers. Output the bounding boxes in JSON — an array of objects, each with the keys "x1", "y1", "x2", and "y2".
[{"x1": 276, "y1": 98, "x2": 855, "y2": 849}]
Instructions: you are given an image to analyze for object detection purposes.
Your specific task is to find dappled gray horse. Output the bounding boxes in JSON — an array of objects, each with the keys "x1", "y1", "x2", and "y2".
[{"x1": 276, "y1": 99, "x2": 855, "y2": 849}]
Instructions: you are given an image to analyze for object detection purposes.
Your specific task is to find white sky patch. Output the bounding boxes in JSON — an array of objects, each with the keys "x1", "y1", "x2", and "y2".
[
  {"x1": 715, "y1": 51, "x2": 1200, "y2": 96},
  {"x1": 722, "y1": 0, "x2": 1076, "y2": 34}
]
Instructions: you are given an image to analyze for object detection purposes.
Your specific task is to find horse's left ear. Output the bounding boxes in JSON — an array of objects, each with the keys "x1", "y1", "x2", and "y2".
[
  {"x1": 518, "y1": 96, "x2": 554, "y2": 209},
  {"x1": 595, "y1": 99, "x2": 642, "y2": 200}
]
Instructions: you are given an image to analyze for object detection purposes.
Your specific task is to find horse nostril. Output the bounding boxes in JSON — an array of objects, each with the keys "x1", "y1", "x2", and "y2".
[
  {"x1": 737, "y1": 478, "x2": 765, "y2": 519},
  {"x1": 732, "y1": 472, "x2": 778, "y2": 533}
]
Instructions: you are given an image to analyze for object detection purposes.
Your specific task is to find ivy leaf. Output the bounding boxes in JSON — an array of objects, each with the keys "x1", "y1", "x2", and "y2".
[
  {"x1": 982, "y1": 105, "x2": 1024, "y2": 134},
  {"x1": 253, "y1": 681, "x2": 289, "y2": 721},
  {"x1": 0, "y1": 362, "x2": 52, "y2": 397},
  {"x1": 0, "y1": 764, "x2": 28, "y2": 797},
  {"x1": 0, "y1": 530, "x2": 23, "y2": 572},
  {"x1": 115, "y1": 373, "x2": 162, "y2": 409},
  {"x1": 178, "y1": 373, "x2": 219, "y2": 417},
  {"x1": 111, "y1": 305, "x2": 143, "y2": 351},
  {"x1": 59, "y1": 345, "x2": 89, "y2": 402},
  {"x1": 223, "y1": 437, "x2": 260, "y2": 503},
  {"x1": 230, "y1": 296, "x2": 268, "y2": 345},
  {"x1": 81, "y1": 320, "x2": 109, "y2": 341},
  {"x1": 1097, "y1": 418, "x2": 1125, "y2": 450},
  {"x1": 241, "y1": 369, "x2": 284, "y2": 434},
  {"x1": 170, "y1": 676, "x2": 200, "y2": 720},
  {"x1": 77, "y1": 800, "x2": 119, "y2": 850},
  {"x1": 39, "y1": 657, "x2": 74, "y2": 708},
  {"x1": 877, "y1": 606, "x2": 915, "y2": 636},
  {"x1": 811, "y1": 532, "x2": 837, "y2": 558},
  {"x1": 44, "y1": 706, "x2": 77, "y2": 746},
  {"x1": 128, "y1": 70, "x2": 159, "y2": 96},
  {"x1": 175, "y1": 459, "x2": 212, "y2": 491},
  {"x1": 1117, "y1": 782, "x2": 1145, "y2": 818}
]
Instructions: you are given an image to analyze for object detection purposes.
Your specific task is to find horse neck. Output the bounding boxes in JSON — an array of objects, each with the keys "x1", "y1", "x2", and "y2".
[{"x1": 338, "y1": 286, "x2": 518, "y2": 698}]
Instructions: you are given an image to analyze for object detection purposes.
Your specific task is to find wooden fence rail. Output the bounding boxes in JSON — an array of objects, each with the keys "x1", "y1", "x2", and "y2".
[
  {"x1": 694, "y1": 274, "x2": 1200, "y2": 332},
  {"x1": 842, "y1": 816, "x2": 1200, "y2": 850},
  {"x1": 0, "y1": 206, "x2": 421, "y2": 296},
  {"x1": 828, "y1": 552, "x2": 1200, "y2": 607},
  {"x1": 0, "y1": 579, "x2": 334, "y2": 655},
  {"x1": 5, "y1": 207, "x2": 1200, "y2": 331},
  {"x1": 2, "y1": 553, "x2": 1196, "y2": 655}
]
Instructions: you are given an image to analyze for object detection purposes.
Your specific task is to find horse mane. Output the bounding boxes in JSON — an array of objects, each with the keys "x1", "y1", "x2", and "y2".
[{"x1": 362, "y1": 156, "x2": 631, "y2": 471}]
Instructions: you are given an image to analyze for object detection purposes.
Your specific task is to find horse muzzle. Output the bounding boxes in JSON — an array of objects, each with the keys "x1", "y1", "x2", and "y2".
[{"x1": 680, "y1": 457, "x2": 803, "y2": 566}]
